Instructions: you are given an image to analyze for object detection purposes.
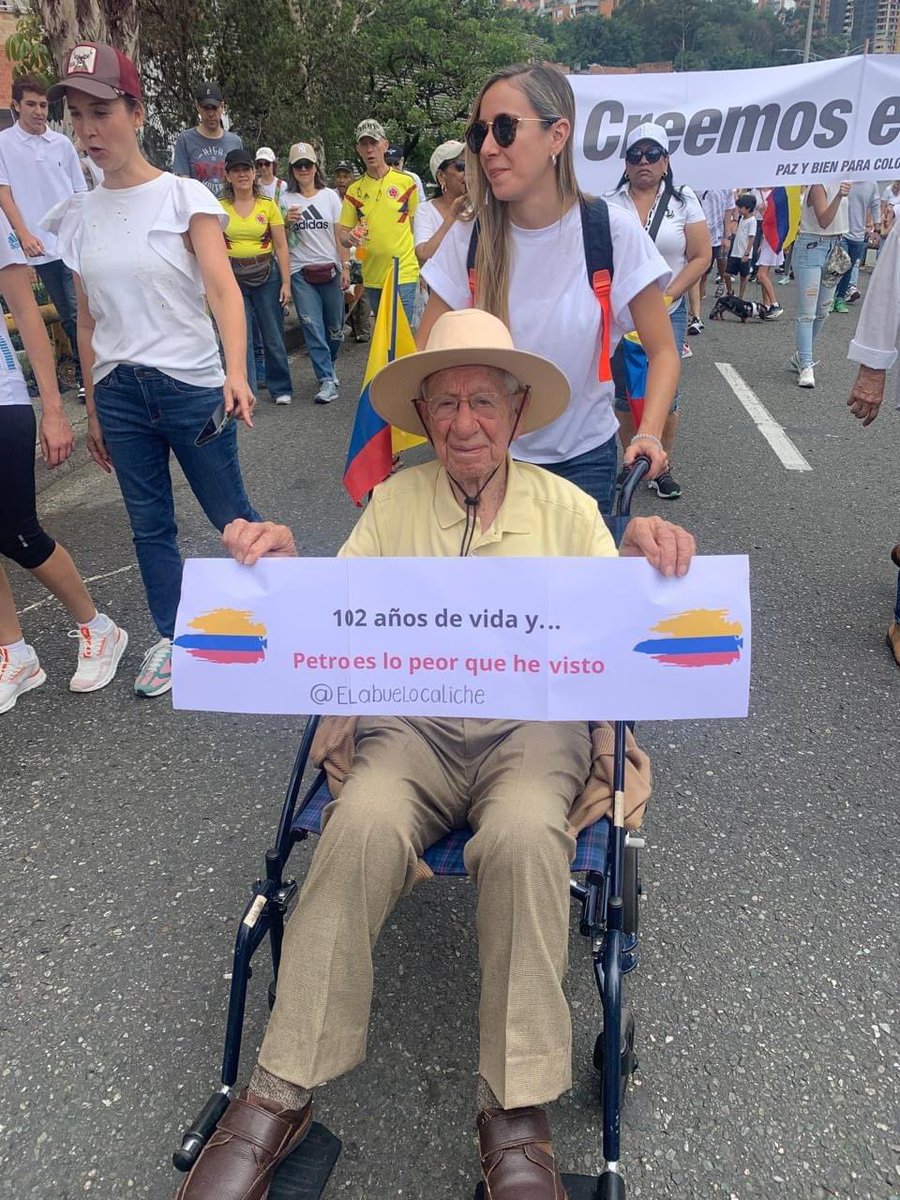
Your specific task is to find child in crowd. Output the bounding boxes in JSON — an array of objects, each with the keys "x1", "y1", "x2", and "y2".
[{"x1": 726, "y1": 194, "x2": 757, "y2": 299}]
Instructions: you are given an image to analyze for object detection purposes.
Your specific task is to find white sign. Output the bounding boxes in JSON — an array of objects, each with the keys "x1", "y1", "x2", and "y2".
[
  {"x1": 172, "y1": 556, "x2": 751, "y2": 722},
  {"x1": 571, "y1": 54, "x2": 900, "y2": 192}
]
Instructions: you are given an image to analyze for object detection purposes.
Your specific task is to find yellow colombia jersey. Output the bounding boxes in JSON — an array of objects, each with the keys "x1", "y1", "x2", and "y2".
[
  {"x1": 220, "y1": 197, "x2": 284, "y2": 259},
  {"x1": 339, "y1": 168, "x2": 419, "y2": 288}
]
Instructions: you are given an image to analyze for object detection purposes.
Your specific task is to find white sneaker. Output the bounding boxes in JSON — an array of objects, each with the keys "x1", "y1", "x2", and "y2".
[
  {"x1": 314, "y1": 379, "x2": 339, "y2": 404},
  {"x1": 69, "y1": 618, "x2": 128, "y2": 693},
  {"x1": 274, "y1": 394, "x2": 292, "y2": 406},
  {"x1": 134, "y1": 637, "x2": 173, "y2": 698},
  {"x1": 0, "y1": 645, "x2": 46, "y2": 713},
  {"x1": 798, "y1": 366, "x2": 815, "y2": 388}
]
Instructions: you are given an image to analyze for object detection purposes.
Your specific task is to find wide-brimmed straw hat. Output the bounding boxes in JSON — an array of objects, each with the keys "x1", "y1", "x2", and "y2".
[{"x1": 369, "y1": 309, "x2": 570, "y2": 438}]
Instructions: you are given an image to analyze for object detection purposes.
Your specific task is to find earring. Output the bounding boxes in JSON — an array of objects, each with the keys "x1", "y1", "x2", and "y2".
[{"x1": 551, "y1": 153, "x2": 558, "y2": 167}]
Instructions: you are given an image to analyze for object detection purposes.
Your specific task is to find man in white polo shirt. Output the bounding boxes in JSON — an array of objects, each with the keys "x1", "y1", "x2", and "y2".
[{"x1": 0, "y1": 73, "x2": 86, "y2": 397}]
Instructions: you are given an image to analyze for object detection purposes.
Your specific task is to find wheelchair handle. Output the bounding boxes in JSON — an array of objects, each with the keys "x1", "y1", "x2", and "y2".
[{"x1": 614, "y1": 454, "x2": 652, "y2": 519}]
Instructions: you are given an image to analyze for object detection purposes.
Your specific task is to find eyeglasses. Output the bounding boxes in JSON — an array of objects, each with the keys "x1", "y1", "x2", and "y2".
[
  {"x1": 417, "y1": 392, "x2": 514, "y2": 422},
  {"x1": 254, "y1": 160, "x2": 271, "y2": 168},
  {"x1": 625, "y1": 145, "x2": 667, "y2": 165},
  {"x1": 292, "y1": 160, "x2": 315, "y2": 170},
  {"x1": 465, "y1": 114, "x2": 560, "y2": 154}
]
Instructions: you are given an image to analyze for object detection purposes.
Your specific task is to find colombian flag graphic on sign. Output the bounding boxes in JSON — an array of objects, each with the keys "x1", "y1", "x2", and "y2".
[
  {"x1": 633, "y1": 609, "x2": 743, "y2": 668},
  {"x1": 174, "y1": 608, "x2": 267, "y2": 665}
]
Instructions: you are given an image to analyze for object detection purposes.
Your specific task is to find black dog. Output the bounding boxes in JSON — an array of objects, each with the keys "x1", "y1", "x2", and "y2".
[{"x1": 709, "y1": 295, "x2": 761, "y2": 322}]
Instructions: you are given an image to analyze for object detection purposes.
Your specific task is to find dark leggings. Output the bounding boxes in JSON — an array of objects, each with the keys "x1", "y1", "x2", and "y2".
[{"x1": 0, "y1": 404, "x2": 56, "y2": 569}]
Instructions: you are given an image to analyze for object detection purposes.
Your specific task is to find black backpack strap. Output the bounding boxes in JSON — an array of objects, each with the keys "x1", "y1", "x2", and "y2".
[
  {"x1": 466, "y1": 220, "x2": 480, "y2": 304},
  {"x1": 647, "y1": 181, "x2": 672, "y2": 243},
  {"x1": 580, "y1": 197, "x2": 614, "y2": 383}
]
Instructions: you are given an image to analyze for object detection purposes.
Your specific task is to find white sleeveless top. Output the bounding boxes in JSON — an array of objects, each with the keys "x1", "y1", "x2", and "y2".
[{"x1": 799, "y1": 184, "x2": 848, "y2": 236}]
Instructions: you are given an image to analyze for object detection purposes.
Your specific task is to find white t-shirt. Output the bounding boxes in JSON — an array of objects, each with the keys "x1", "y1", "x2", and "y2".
[
  {"x1": 731, "y1": 215, "x2": 757, "y2": 259},
  {"x1": 0, "y1": 210, "x2": 30, "y2": 407},
  {"x1": 259, "y1": 177, "x2": 288, "y2": 202},
  {"x1": 42, "y1": 173, "x2": 228, "y2": 388},
  {"x1": 414, "y1": 199, "x2": 446, "y2": 247},
  {"x1": 280, "y1": 188, "x2": 341, "y2": 272},
  {"x1": 799, "y1": 184, "x2": 849, "y2": 235},
  {"x1": 0, "y1": 124, "x2": 86, "y2": 265},
  {"x1": 881, "y1": 185, "x2": 900, "y2": 220},
  {"x1": 606, "y1": 182, "x2": 705, "y2": 290},
  {"x1": 423, "y1": 203, "x2": 670, "y2": 462}
]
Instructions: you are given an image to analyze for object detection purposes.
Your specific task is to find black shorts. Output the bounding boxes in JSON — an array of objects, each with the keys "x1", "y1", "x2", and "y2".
[{"x1": 727, "y1": 256, "x2": 751, "y2": 278}]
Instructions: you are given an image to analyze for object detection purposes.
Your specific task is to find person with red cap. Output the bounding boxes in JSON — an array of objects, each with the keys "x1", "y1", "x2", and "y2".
[{"x1": 40, "y1": 43, "x2": 260, "y2": 701}]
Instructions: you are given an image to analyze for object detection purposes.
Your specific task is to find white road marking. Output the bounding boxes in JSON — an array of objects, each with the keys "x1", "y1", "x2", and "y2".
[
  {"x1": 17, "y1": 564, "x2": 135, "y2": 615},
  {"x1": 715, "y1": 362, "x2": 813, "y2": 472}
]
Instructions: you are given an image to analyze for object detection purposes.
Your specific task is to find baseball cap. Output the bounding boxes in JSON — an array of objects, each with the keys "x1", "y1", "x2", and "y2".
[
  {"x1": 224, "y1": 147, "x2": 254, "y2": 170},
  {"x1": 332, "y1": 160, "x2": 355, "y2": 174},
  {"x1": 288, "y1": 142, "x2": 317, "y2": 165},
  {"x1": 385, "y1": 144, "x2": 403, "y2": 164},
  {"x1": 48, "y1": 42, "x2": 142, "y2": 103},
  {"x1": 429, "y1": 139, "x2": 466, "y2": 182},
  {"x1": 254, "y1": 146, "x2": 276, "y2": 163},
  {"x1": 625, "y1": 122, "x2": 670, "y2": 153},
  {"x1": 196, "y1": 82, "x2": 223, "y2": 104},
  {"x1": 355, "y1": 118, "x2": 386, "y2": 142}
]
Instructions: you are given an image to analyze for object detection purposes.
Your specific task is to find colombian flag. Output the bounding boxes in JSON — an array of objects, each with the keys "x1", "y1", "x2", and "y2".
[
  {"x1": 343, "y1": 260, "x2": 424, "y2": 505},
  {"x1": 173, "y1": 608, "x2": 267, "y2": 664},
  {"x1": 633, "y1": 609, "x2": 743, "y2": 668},
  {"x1": 763, "y1": 186, "x2": 802, "y2": 254}
]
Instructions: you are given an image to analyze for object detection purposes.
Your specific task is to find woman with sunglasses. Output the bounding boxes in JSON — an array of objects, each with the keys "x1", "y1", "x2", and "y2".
[
  {"x1": 606, "y1": 123, "x2": 711, "y2": 501},
  {"x1": 42, "y1": 43, "x2": 260, "y2": 699},
  {"x1": 281, "y1": 142, "x2": 348, "y2": 405},
  {"x1": 419, "y1": 65, "x2": 678, "y2": 515},
  {"x1": 221, "y1": 147, "x2": 293, "y2": 405},
  {"x1": 414, "y1": 139, "x2": 469, "y2": 266}
]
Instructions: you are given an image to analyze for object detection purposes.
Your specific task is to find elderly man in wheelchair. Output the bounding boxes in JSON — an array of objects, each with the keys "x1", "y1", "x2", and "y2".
[{"x1": 177, "y1": 310, "x2": 695, "y2": 1200}]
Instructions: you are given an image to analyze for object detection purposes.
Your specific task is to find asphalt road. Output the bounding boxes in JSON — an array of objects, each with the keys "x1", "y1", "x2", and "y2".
[{"x1": 1, "y1": 273, "x2": 898, "y2": 1200}]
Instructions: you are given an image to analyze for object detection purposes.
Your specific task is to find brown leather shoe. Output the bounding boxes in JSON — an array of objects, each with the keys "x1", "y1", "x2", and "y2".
[
  {"x1": 887, "y1": 622, "x2": 900, "y2": 667},
  {"x1": 174, "y1": 1089, "x2": 312, "y2": 1199},
  {"x1": 890, "y1": 544, "x2": 900, "y2": 570},
  {"x1": 477, "y1": 1106, "x2": 567, "y2": 1199}
]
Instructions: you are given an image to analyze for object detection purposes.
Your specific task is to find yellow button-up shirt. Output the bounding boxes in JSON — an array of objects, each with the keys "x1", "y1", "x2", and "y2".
[{"x1": 339, "y1": 457, "x2": 618, "y2": 559}]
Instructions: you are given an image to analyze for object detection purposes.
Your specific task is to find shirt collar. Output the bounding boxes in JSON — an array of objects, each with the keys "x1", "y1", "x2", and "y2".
[
  {"x1": 14, "y1": 122, "x2": 52, "y2": 143},
  {"x1": 433, "y1": 456, "x2": 532, "y2": 538}
]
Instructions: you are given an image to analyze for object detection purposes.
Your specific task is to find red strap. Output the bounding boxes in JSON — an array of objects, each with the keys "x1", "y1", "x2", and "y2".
[
  {"x1": 592, "y1": 268, "x2": 612, "y2": 383},
  {"x1": 467, "y1": 266, "x2": 477, "y2": 307}
]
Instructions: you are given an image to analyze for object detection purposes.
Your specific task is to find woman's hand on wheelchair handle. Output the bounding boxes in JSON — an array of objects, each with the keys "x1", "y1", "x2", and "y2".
[
  {"x1": 223, "y1": 518, "x2": 297, "y2": 565},
  {"x1": 619, "y1": 515, "x2": 696, "y2": 578}
]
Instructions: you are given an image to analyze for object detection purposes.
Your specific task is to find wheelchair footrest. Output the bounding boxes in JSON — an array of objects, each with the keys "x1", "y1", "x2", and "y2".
[
  {"x1": 475, "y1": 1174, "x2": 599, "y2": 1199},
  {"x1": 268, "y1": 1122, "x2": 342, "y2": 1200}
]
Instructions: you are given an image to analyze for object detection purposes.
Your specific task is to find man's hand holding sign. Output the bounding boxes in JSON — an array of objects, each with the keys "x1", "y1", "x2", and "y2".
[{"x1": 174, "y1": 311, "x2": 746, "y2": 1200}]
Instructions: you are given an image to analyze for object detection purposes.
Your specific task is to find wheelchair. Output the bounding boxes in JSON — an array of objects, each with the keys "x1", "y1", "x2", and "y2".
[{"x1": 173, "y1": 460, "x2": 651, "y2": 1199}]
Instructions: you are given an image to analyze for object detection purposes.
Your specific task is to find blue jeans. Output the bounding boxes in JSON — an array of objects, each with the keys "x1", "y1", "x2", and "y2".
[
  {"x1": 669, "y1": 299, "x2": 687, "y2": 411},
  {"x1": 290, "y1": 271, "x2": 344, "y2": 383},
  {"x1": 835, "y1": 237, "x2": 866, "y2": 300},
  {"x1": 535, "y1": 433, "x2": 619, "y2": 515},
  {"x1": 366, "y1": 282, "x2": 417, "y2": 329},
  {"x1": 36, "y1": 258, "x2": 81, "y2": 383},
  {"x1": 240, "y1": 270, "x2": 293, "y2": 398},
  {"x1": 93, "y1": 365, "x2": 260, "y2": 639},
  {"x1": 793, "y1": 235, "x2": 840, "y2": 368}
]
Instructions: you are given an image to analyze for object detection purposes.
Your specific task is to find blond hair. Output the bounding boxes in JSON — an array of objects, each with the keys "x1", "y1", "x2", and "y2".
[{"x1": 464, "y1": 65, "x2": 582, "y2": 326}]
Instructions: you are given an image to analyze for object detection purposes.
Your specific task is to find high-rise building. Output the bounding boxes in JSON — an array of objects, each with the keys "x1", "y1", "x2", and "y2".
[{"x1": 827, "y1": 0, "x2": 900, "y2": 49}]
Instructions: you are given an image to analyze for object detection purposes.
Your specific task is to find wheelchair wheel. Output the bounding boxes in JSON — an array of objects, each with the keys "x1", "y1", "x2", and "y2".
[
  {"x1": 593, "y1": 1008, "x2": 637, "y2": 1107},
  {"x1": 268, "y1": 979, "x2": 277, "y2": 1012},
  {"x1": 622, "y1": 844, "x2": 640, "y2": 937}
]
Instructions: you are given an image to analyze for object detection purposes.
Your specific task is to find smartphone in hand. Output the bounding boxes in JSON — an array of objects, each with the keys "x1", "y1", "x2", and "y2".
[{"x1": 195, "y1": 401, "x2": 234, "y2": 447}]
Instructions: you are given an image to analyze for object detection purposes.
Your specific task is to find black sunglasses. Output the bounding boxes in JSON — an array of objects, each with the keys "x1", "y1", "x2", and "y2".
[
  {"x1": 465, "y1": 113, "x2": 560, "y2": 154},
  {"x1": 625, "y1": 145, "x2": 667, "y2": 165},
  {"x1": 292, "y1": 160, "x2": 315, "y2": 169},
  {"x1": 442, "y1": 159, "x2": 466, "y2": 173}
]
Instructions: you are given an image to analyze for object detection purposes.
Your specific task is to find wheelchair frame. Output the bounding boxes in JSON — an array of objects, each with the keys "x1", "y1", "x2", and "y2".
[{"x1": 173, "y1": 459, "x2": 651, "y2": 1199}]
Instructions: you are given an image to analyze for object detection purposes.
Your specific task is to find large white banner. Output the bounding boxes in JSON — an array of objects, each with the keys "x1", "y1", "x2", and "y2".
[
  {"x1": 172, "y1": 555, "x2": 751, "y2": 721},
  {"x1": 571, "y1": 54, "x2": 900, "y2": 193}
]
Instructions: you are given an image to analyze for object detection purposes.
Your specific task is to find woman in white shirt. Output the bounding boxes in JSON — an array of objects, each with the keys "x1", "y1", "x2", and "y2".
[
  {"x1": 419, "y1": 66, "x2": 678, "y2": 516},
  {"x1": 606, "y1": 123, "x2": 711, "y2": 500},
  {"x1": 414, "y1": 139, "x2": 469, "y2": 265},
  {"x1": 0, "y1": 213, "x2": 126, "y2": 713},
  {"x1": 791, "y1": 181, "x2": 851, "y2": 389},
  {"x1": 281, "y1": 142, "x2": 348, "y2": 405},
  {"x1": 43, "y1": 42, "x2": 259, "y2": 699}
]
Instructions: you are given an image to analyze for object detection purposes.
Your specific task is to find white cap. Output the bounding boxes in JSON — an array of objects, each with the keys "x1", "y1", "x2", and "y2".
[
  {"x1": 429, "y1": 139, "x2": 466, "y2": 182},
  {"x1": 254, "y1": 146, "x2": 276, "y2": 162},
  {"x1": 288, "y1": 142, "x2": 318, "y2": 165},
  {"x1": 626, "y1": 122, "x2": 670, "y2": 154}
]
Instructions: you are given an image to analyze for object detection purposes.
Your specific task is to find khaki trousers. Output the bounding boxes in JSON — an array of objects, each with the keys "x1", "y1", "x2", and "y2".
[{"x1": 258, "y1": 716, "x2": 591, "y2": 1109}]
